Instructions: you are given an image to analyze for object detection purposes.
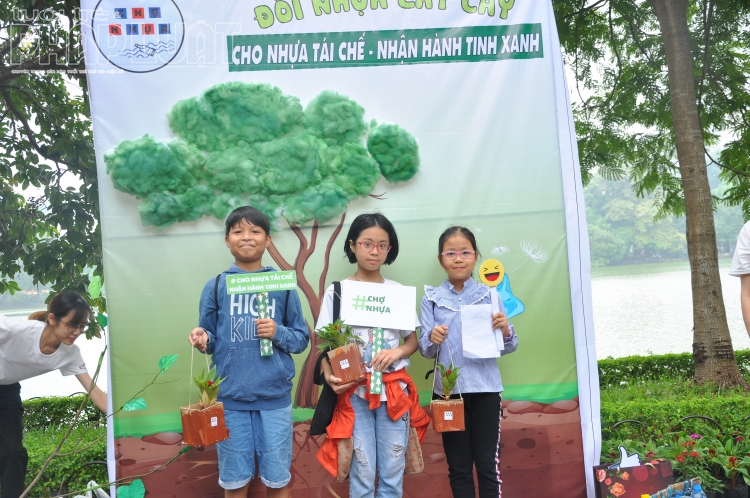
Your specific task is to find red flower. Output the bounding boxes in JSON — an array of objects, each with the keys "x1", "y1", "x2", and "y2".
[
  {"x1": 709, "y1": 449, "x2": 717, "y2": 457},
  {"x1": 207, "y1": 380, "x2": 214, "y2": 386},
  {"x1": 729, "y1": 456, "x2": 738, "y2": 466},
  {"x1": 676, "y1": 456, "x2": 684, "y2": 463},
  {"x1": 446, "y1": 369, "x2": 452, "y2": 376},
  {"x1": 632, "y1": 466, "x2": 649, "y2": 482},
  {"x1": 646, "y1": 451, "x2": 656, "y2": 458},
  {"x1": 333, "y1": 325, "x2": 339, "y2": 330},
  {"x1": 610, "y1": 483, "x2": 626, "y2": 497},
  {"x1": 689, "y1": 452, "x2": 699, "y2": 458},
  {"x1": 605, "y1": 478, "x2": 612, "y2": 486}
]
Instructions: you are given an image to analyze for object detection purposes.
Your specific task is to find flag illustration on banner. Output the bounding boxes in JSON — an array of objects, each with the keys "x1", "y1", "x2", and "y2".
[
  {"x1": 91, "y1": 0, "x2": 183, "y2": 73},
  {"x1": 256, "y1": 292, "x2": 273, "y2": 357}
]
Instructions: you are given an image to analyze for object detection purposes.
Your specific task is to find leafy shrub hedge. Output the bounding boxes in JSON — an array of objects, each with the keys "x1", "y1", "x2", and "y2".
[
  {"x1": 23, "y1": 395, "x2": 105, "y2": 431},
  {"x1": 14, "y1": 396, "x2": 107, "y2": 497},
  {"x1": 598, "y1": 349, "x2": 750, "y2": 387},
  {"x1": 601, "y1": 394, "x2": 750, "y2": 442},
  {"x1": 24, "y1": 426, "x2": 107, "y2": 497}
]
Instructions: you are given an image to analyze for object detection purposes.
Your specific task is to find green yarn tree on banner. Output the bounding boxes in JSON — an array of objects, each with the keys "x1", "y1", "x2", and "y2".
[{"x1": 105, "y1": 82, "x2": 419, "y2": 229}]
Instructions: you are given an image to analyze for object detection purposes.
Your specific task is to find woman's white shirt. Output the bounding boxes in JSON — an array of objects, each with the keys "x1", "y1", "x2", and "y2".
[{"x1": 0, "y1": 315, "x2": 87, "y2": 385}]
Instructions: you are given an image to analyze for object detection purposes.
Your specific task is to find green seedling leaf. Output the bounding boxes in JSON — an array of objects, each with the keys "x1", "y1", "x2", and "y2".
[
  {"x1": 123, "y1": 397, "x2": 147, "y2": 411},
  {"x1": 97, "y1": 312, "x2": 108, "y2": 328},
  {"x1": 117, "y1": 478, "x2": 145, "y2": 498},
  {"x1": 88, "y1": 276, "x2": 103, "y2": 299},
  {"x1": 158, "y1": 354, "x2": 178, "y2": 373}
]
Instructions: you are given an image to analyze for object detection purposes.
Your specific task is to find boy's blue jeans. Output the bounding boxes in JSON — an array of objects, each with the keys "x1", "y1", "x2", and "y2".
[
  {"x1": 216, "y1": 404, "x2": 293, "y2": 490},
  {"x1": 349, "y1": 393, "x2": 410, "y2": 498}
]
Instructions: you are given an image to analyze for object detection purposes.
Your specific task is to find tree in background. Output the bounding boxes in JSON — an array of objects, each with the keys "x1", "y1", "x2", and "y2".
[
  {"x1": 585, "y1": 168, "x2": 745, "y2": 265},
  {"x1": 585, "y1": 177, "x2": 687, "y2": 266},
  {"x1": 105, "y1": 82, "x2": 420, "y2": 407},
  {"x1": 554, "y1": 0, "x2": 750, "y2": 386},
  {"x1": 0, "y1": 0, "x2": 104, "y2": 324}
]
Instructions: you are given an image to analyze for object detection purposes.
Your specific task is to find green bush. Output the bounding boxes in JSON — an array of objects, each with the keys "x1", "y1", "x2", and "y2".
[
  {"x1": 601, "y1": 394, "x2": 750, "y2": 442},
  {"x1": 598, "y1": 349, "x2": 750, "y2": 387},
  {"x1": 23, "y1": 426, "x2": 107, "y2": 497},
  {"x1": 23, "y1": 395, "x2": 105, "y2": 431}
]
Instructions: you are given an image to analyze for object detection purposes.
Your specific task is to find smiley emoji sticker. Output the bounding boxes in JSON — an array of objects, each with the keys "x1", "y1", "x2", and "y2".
[{"x1": 479, "y1": 259, "x2": 505, "y2": 287}]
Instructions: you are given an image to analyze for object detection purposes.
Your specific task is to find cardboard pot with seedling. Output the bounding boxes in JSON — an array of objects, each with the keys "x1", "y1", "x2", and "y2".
[
  {"x1": 430, "y1": 362, "x2": 465, "y2": 433},
  {"x1": 317, "y1": 319, "x2": 367, "y2": 384},
  {"x1": 180, "y1": 366, "x2": 230, "y2": 447}
]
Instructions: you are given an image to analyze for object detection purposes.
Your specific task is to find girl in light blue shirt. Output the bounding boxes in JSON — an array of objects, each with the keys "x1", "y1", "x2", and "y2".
[{"x1": 419, "y1": 226, "x2": 518, "y2": 498}]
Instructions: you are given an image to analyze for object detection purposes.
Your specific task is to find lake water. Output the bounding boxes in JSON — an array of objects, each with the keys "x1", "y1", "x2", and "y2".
[
  {"x1": 13, "y1": 258, "x2": 750, "y2": 399},
  {"x1": 592, "y1": 258, "x2": 750, "y2": 358}
]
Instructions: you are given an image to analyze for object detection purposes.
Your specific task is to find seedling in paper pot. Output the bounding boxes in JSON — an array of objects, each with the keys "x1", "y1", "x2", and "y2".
[
  {"x1": 316, "y1": 319, "x2": 364, "y2": 350},
  {"x1": 193, "y1": 366, "x2": 226, "y2": 407},
  {"x1": 437, "y1": 362, "x2": 461, "y2": 400},
  {"x1": 316, "y1": 319, "x2": 367, "y2": 384}
]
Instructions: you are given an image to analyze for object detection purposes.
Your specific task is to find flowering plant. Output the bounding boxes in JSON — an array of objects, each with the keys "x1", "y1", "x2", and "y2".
[
  {"x1": 710, "y1": 432, "x2": 750, "y2": 488},
  {"x1": 193, "y1": 366, "x2": 226, "y2": 407},
  {"x1": 316, "y1": 319, "x2": 364, "y2": 351},
  {"x1": 655, "y1": 432, "x2": 724, "y2": 491},
  {"x1": 436, "y1": 362, "x2": 461, "y2": 400}
]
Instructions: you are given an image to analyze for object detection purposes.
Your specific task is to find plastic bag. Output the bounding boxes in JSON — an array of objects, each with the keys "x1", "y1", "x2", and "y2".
[{"x1": 73, "y1": 480, "x2": 110, "y2": 498}]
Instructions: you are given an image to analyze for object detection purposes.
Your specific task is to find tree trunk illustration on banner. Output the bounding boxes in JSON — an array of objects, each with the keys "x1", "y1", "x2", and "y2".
[{"x1": 103, "y1": 81, "x2": 420, "y2": 407}]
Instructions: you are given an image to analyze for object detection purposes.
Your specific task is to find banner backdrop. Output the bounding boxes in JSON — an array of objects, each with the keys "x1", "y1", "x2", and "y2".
[{"x1": 81, "y1": 0, "x2": 601, "y2": 496}]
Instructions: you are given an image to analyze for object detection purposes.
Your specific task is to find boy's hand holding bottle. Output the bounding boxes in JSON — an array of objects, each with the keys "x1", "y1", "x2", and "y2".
[{"x1": 255, "y1": 318, "x2": 277, "y2": 339}]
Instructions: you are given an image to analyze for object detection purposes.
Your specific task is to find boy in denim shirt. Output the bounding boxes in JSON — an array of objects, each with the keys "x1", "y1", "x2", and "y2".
[{"x1": 189, "y1": 206, "x2": 309, "y2": 498}]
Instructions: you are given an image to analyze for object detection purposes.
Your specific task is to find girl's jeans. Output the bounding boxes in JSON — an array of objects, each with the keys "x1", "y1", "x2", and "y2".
[{"x1": 349, "y1": 393, "x2": 410, "y2": 498}]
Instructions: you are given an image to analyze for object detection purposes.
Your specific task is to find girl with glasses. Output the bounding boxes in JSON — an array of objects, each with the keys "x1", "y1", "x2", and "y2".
[
  {"x1": 0, "y1": 291, "x2": 107, "y2": 498},
  {"x1": 419, "y1": 226, "x2": 519, "y2": 498},
  {"x1": 316, "y1": 212, "x2": 425, "y2": 498}
]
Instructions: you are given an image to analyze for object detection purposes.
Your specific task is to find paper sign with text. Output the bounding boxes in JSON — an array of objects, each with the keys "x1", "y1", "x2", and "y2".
[
  {"x1": 340, "y1": 281, "x2": 417, "y2": 331},
  {"x1": 226, "y1": 271, "x2": 297, "y2": 294}
]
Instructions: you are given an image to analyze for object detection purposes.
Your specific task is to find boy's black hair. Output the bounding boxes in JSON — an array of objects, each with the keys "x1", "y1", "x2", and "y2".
[
  {"x1": 344, "y1": 213, "x2": 400, "y2": 265},
  {"x1": 438, "y1": 226, "x2": 481, "y2": 259},
  {"x1": 47, "y1": 291, "x2": 92, "y2": 328},
  {"x1": 225, "y1": 206, "x2": 271, "y2": 236}
]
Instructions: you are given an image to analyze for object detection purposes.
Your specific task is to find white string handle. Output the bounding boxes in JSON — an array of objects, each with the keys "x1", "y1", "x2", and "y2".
[
  {"x1": 432, "y1": 342, "x2": 462, "y2": 399},
  {"x1": 188, "y1": 332, "x2": 211, "y2": 410}
]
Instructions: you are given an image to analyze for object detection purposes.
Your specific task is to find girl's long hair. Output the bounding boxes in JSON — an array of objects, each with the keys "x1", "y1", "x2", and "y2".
[{"x1": 30, "y1": 291, "x2": 92, "y2": 326}]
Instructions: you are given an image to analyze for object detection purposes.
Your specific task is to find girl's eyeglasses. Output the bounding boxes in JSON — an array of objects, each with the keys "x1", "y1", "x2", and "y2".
[
  {"x1": 357, "y1": 241, "x2": 392, "y2": 253},
  {"x1": 61, "y1": 319, "x2": 86, "y2": 332},
  {"x1": 441, "y1": 250, "x2": 476, "y2": 260}
]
